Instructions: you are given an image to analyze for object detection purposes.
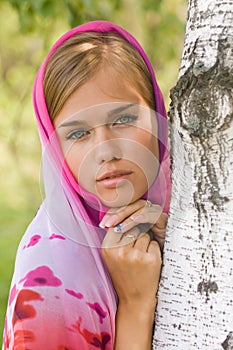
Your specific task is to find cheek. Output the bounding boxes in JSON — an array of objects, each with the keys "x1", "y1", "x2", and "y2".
[
  {"x1": 130, "y1": 129, "x2": 159, "y2": 164},
  {"x1": 135, "y1": 130, "x2": 158, "y2": 156},
  {"x1": 121, "y1": 137, "x2": 159, "y2": 187},
  {"x1": 67, "y1": 147, "x2": 97, "y2": 192},
  {"x1": 64, "y1": 148, "x2": 88, "y2": 183}
]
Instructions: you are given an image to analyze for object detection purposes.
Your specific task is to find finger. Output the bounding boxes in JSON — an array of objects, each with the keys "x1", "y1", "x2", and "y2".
[
  {"x1": 113, "y1": 209, "x2": 152, "y2": 234},
  {"x1": 99, "y1": 200, "x2": 146, "y2": 228},
  {"x1": 151, "y1": 226, "x2": 166, "y2": 240},
  {"x1": 133, "y1": 233, "x2": 150, "y2": 251},
  {"x1": 102, "y1": 227, "x2": 139, "y2": 249},
  {"x1": 154, "y1": 213, "x2": 168, "y2": 229},
  {"x1": 113, "y1": 205, "x2": 162, "y2": 234},
  {"x1": 155, "y1": 237, "x2": 165, "y2": 251},
  {"x1": 147, "y1": 240, "x2": 162, "y2": 260},
  {"x1": 131, "y1": 205, "x2": 162, "y2": 224}
]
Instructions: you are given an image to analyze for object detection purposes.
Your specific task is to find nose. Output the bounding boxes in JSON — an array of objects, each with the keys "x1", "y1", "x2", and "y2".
[{"x1": 94, "y1": 126, "x2": 122, "y2": 164}]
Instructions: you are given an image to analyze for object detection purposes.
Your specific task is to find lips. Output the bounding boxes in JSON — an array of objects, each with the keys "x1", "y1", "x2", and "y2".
[
  {"x1": 97, "y1": 169, "x2": 133, "y2": 182},
  {"x1": 96, "y1": 169, "x2": 133, "y2": 189}
]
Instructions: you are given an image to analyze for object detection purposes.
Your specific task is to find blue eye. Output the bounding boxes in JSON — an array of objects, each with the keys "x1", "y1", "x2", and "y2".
[
  {"x1": 66, "y1": 129, "x2": 89, "y2": 140},
  {"x1": 113, "y1": 114, "x2": 138, "y2": 126}
]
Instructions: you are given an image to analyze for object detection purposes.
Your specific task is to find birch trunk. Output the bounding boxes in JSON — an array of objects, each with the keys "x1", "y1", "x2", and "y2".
[{"x1": 153, "y1": 1, "x2": 233, "y2": 349}]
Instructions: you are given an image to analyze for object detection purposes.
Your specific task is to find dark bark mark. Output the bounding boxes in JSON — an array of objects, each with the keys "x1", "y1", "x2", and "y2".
[
  {"x1": 173, "y1": 323, "x2": 182, "y2": 330},
  {"x1": 170, "y1": 37, "x2": 233, "y2": 219},
  {"x1": 197, "y1": 279, "x2": 218, "y2": 302},
  {"x1": 222, "y1": 332, "x2": 233, "y2": 350},
  {"x1": 220, "y1": 114, "x2": 233, "y2": 132},
  {"x1": 170, "y1": 37, "x2": 233, "y2": 128}
]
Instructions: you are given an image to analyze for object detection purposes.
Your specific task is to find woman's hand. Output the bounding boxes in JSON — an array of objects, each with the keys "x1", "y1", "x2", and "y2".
[
  {"x1": 99, "y1": 200, "x2": 168, "y2": 250},
  {"x1": 100, "y1": 200, "x2": 167, "y2": 349},
  {"x1": 101, "y1": 229, "x2": 162, "y2": 306},
  {"x1": 101, "y1": 227, "x2": 162, "y2": 350}
]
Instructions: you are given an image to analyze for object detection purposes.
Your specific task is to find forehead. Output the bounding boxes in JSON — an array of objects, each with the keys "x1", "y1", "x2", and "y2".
[{"x1": 53, "y1": 68, "x2": 149, "y2": 128}]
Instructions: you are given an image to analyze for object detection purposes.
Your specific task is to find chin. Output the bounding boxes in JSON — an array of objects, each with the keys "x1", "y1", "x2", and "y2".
[
  {"x1": 100, "y1": 192, "x2": 143, "y2": 208},
  {"x1": 95, "y1": 182, "x2": 148, "y2": 208}
]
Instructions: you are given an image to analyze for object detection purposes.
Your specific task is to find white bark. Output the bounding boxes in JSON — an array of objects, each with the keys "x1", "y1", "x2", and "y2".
[{"x1": 153, "y1": 1, "x2": 233, "y2": 349}]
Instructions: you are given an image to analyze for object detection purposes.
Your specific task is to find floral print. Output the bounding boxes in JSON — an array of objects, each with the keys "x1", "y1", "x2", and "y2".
[{"x1": 3, "y1": 223, "x2": 115, "y2": 349}]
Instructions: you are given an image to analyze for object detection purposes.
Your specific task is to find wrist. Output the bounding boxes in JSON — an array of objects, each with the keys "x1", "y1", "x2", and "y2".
[
  {"x1": 118, "y1": 298, "x2": 157, "y2": 324},
  {"x1": 115, "y1": 300, "x2": 156, "y2": 350}
]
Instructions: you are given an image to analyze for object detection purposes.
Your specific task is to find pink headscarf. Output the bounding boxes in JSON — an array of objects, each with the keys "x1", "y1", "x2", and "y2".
[
  {"x1": 3, "y1": 21, "x2": 171, "y2": 350},
  {"x1": 34, "y1": 20, "x2": 171, "y2": 223}
]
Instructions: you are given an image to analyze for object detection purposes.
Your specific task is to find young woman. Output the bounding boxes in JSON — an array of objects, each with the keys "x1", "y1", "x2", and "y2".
[{"x1": 3, "y1": 21, "x2": 171, "y2": 350}]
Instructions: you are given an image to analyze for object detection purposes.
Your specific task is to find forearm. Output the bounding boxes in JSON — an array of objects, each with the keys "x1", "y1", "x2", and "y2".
[{"x1": 114, "y1": 300, "x2": 156, "y2": 350}]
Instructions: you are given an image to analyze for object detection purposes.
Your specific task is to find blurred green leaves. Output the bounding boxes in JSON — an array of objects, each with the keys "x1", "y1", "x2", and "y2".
[{"x1": 7, "y1": 0, "x2": 122, "y2": 32}]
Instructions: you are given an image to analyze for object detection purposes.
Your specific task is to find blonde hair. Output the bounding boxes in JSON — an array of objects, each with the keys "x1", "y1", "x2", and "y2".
[{"x1": 44, "y1": 31, "x2": 155, "y2": 120}]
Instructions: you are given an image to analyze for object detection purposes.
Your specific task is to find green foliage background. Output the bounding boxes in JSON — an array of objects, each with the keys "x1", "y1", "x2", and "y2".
[{"x1": 0, "y1": 0, "x2": 187, "y2": 341}]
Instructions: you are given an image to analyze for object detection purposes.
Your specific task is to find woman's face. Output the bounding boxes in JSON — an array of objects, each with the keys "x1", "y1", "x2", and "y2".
[{"x1": 54, "y1": 68, "x2": 159, "y2": 207}]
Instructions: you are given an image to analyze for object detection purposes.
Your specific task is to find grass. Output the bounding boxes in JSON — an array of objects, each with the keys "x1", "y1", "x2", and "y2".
[{"x1": 0, "y1": 201, "x2": 38, "y2": 343}]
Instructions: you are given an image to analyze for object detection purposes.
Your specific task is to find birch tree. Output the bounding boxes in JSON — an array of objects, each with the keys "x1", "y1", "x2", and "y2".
[{"x1": 153, "y1": 0, "x2": 233, "y2": 349}]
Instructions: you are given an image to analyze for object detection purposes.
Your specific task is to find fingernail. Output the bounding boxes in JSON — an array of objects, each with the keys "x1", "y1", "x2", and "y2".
[
  {"x1": 103, "y1": 215, "x2": 119, "y2": 228},
  {"x1": 99, "y1": 222, "x2": 105, "y2": 228}
]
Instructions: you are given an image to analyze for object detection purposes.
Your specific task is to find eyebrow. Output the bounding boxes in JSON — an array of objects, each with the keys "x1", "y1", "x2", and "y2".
[
  {"x1": 107, "y1": 103, "x2": 136, "y2": 118},
  {"x1": 58, "y1": 103, "x2": 136, "y2": 128}
]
